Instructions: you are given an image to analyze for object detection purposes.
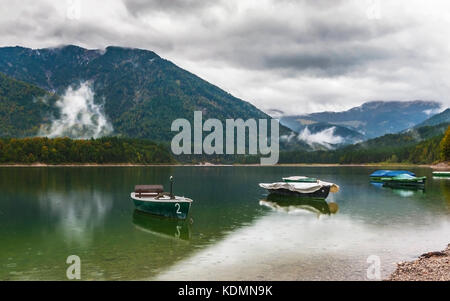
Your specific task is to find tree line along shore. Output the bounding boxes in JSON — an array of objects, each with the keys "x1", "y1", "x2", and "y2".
[
  {"x1": 1, "y1": 125, "x2": 450, "y2": 165},
  {"x1": 0, "y1": 137, "x2": 174, "y2": 165}
]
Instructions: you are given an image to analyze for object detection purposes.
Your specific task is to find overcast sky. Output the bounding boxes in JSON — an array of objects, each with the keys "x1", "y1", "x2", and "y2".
[{"x1": 1, "y1": 0, "x2": 450, "y2": 115}]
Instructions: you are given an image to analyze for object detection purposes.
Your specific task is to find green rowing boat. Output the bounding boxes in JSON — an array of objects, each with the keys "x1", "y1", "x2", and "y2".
[
  {"x1": 432, "y1": 171, "x2": 450, "y2": 178},
  {"x1": 131, "y1": 177, "x2": 193, "y2": 219},
  {"x1": 381, "y1": 174, "x2": 426, "y2": 188}
]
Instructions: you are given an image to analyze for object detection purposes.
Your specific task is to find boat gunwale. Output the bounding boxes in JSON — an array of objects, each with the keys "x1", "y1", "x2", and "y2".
[
  {"x1": 130, "y1": 192, "x2": 193, "y2": 203},
  {"x1": 380, "y1": 176, "x2": 426, "y2": 183}
]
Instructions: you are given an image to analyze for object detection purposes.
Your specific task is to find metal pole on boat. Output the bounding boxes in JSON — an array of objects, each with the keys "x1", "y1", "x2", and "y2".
[{"x1": 170, "y1": 176, "x2": 174, "y2": 199}]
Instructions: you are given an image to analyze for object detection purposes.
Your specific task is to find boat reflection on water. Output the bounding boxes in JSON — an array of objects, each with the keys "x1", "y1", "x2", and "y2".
[
  {"x1": 370, "y1": 181, "x2": 425, "y2": 197},
  {"x1": 132, "y1": 210, "x2": 192, "y2": 241},
  {"x1": 259, "y1": 194, "x2": 339, "y2": 217},
  {"x1": 389, "y1": 188, "x2": 425, "y2": 197},
  {"x1": 370, "y1": 181, "x2": 384, "y2": 189}
]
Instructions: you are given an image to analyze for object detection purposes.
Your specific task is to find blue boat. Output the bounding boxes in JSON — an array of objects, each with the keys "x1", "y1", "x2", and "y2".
[{"x1": 370, "y1": 170, "x2": 415, "y2": 182}]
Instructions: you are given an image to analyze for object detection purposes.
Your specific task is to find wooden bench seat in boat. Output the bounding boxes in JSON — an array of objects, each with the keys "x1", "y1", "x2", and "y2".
[{"x1": 134, "y1": 185, "x2": 164, "y2": 197}]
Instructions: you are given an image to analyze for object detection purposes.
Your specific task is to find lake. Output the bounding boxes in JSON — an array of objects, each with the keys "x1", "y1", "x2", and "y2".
[{"x1": 0, "y1": 166, "x2": 449, "y2": 280}]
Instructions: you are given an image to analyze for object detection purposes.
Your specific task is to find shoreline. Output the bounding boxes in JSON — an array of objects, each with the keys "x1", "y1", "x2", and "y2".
[
  {"x1": 388, "y1": 244, "x2": 450, "y2": 281},
  {"x1": 0, "y1": 162, "x2": 445, "y2": 168},
  {"x1": 0, "y1": 163, "x2": 179, "y2": 167}
]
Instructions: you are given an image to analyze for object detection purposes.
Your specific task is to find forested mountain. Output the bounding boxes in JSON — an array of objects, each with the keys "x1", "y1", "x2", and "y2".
[
  {"x1": 0, "y1": 45, "x2": 304, "y2": 148},
  {"x1": 0, "y1": 72, "x2": 57, "y2": 137}
]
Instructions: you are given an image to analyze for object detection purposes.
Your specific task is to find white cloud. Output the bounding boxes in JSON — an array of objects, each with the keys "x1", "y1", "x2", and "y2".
[
  {"x1": 39, "y1": 81, "x2": 113, "y2": 139},
  {"x1": 280, "y1": 131, "x2": 296, "y2": 143},
  {"x1": 298, "y1": 126, "x2": 343, "y2": 148}
]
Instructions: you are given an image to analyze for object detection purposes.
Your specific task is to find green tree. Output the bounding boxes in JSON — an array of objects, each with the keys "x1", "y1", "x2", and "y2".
[{"x1": 440, "y1": 126, "x2": 450, "y2": 161}]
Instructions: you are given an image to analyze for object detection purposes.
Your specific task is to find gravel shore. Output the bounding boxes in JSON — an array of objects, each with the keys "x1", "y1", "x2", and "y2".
[{"x1": 388, "y1": 244, "x2": 450, "y2": 281}]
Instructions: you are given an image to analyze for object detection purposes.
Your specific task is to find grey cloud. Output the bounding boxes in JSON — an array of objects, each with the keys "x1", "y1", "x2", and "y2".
[
  {"x1": 262, "y1": 51, "x2": 377, "y2": 76},
  {"x1": 154, "y1": 4, "x2": 407, "y2": 77},
  {"x1": 123, "y1": 0, "x2": 215, "y2": 16},
  {"x1": 295, "y1": 0, "x2": 346, "y2": 9}
]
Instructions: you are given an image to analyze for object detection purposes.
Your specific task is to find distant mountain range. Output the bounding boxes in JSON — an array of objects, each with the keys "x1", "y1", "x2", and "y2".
[{"x1": 280, "y1": 100, "x2": 444, "y2": 147}]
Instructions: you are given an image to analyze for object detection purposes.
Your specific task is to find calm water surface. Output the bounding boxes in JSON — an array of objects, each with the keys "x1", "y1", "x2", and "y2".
[{"x1": 0, "y1": 166, "x2": 449, "y2": 280}]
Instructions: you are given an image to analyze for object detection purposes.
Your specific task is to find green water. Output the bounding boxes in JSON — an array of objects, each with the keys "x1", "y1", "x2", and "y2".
[{"x1": 0, "y1": 166, "x2": 449, "y2": 280}]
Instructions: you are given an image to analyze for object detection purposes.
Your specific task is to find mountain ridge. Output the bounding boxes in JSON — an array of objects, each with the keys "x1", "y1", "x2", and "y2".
[{"x1": 414, "y1": 108, "x2": 450, "y2": 128}]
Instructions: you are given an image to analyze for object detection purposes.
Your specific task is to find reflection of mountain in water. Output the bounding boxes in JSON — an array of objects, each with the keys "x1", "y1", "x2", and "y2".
[
  {"x1": 260, "y1": 194, "x2": 338, "y2": 216},
  {"x1": 38, "y1": 190, "x2": 112, "y2": 246},
  {"x1": 132, "y1": 210, "x2": 191, "y2": 241}
]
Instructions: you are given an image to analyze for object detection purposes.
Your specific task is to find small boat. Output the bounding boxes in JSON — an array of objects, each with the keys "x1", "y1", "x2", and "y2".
[
  {"x1": 370, "y1": 170, "x2": 415, "y2": 182},
  {"x1": 432, "y1": 171, "x2": 450, "y2": 178},
  {"x1": 130, "y1": 176, "x2": 193, "y2": 219},
  {"x1": 381, "y1": 173, "x2": 426, "y2": 189},
  {"x1": 259, "y1": 176, "x2": 339, "y2": 199}
]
